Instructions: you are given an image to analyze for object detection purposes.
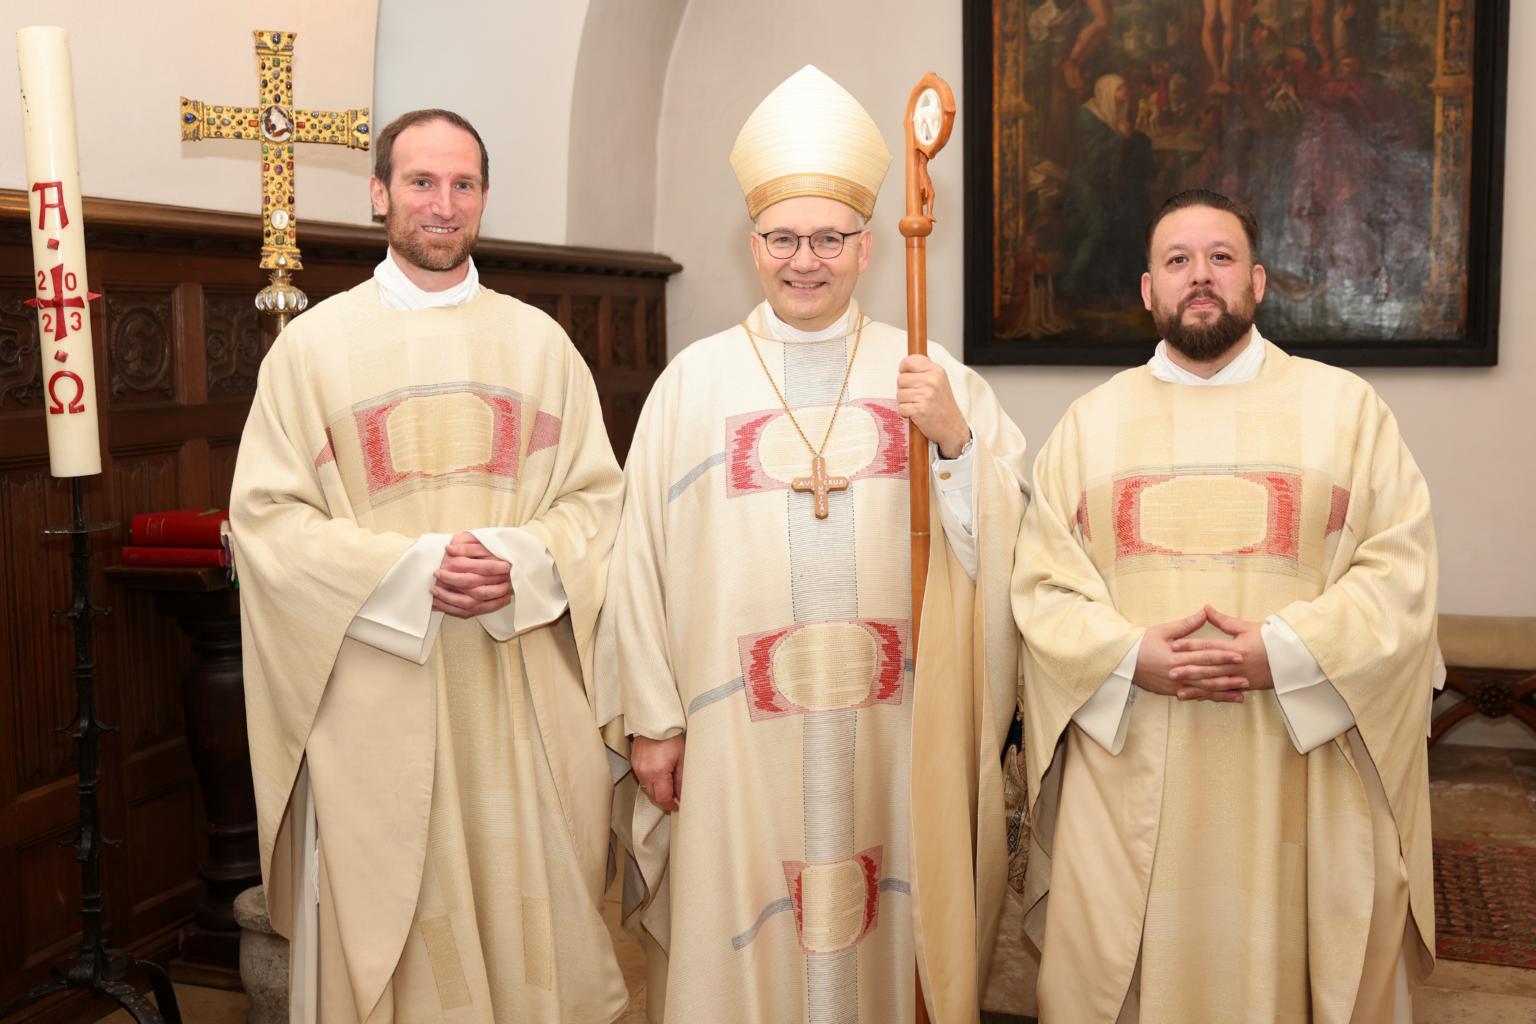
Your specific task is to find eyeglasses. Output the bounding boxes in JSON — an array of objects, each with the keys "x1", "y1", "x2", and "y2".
[{"x1": 756, "y1": 228, "x2": 866, "y2": 260}]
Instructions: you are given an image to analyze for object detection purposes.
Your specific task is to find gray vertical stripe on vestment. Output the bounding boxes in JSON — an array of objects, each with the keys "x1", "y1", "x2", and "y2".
[{"x1": 784, "y1": 338, "x2": 861, "y2": 1022}]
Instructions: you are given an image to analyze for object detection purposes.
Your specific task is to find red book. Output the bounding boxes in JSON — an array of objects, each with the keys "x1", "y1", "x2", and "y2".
[
  {"x1": 120, "y1": 546, "x2": 230, "y2": 568},
  {"x1": 129, "y1": 508, "x2": 229, "y2": 548}
]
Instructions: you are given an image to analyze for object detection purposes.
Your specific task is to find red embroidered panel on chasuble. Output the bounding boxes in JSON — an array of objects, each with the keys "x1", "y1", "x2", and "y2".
[
  {"x1": 314, "y1": 428, "x2": 337, "y2": 469},
  {"x1": 1326, "y1": 484, "x2": 1351, "y2": 536},
  {"x1": 725, "y1": 398, "x2": 908, "y2": 500},
  {"x1": 1109, "y1": 467, "x2": 1306, "y2": 566},
  {"x1": 527, "y1": 409, "x2": 562, "y2": 457},
  {"x1": 781, "y1": 847, "x2": 884, "y2": 954},
  {"x1": 324, "y1": 381, "x2": 561, "y2": 509},
  {"x1": 736, "y1": 618, "x2": 909, "y2": 722}
]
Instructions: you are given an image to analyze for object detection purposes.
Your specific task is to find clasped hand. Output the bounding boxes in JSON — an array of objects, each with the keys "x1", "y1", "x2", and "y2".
[
  {"x1": 1133, "y1": 605, "x2": 1274, "y2": 703},
  {"x1": 433, "y1": 531, "x2": 512, "y2": 617}
]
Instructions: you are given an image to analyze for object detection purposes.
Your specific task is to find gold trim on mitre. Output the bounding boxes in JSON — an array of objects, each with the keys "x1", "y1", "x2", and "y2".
[
  {"x1": 746, "y1": 175, "x2": 878, "y2": 223},
  {"x1": 731, "y1": 65, "x2": 892, "y2": 222}
]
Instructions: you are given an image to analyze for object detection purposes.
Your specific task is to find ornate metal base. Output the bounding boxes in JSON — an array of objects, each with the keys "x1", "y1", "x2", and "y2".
[
  {"x1": 254, "y1": 268, "x2": 308, "y2": 334},
  {"x1": 1, "y1": 478, "x2": 182, "y2": 1023},
  {"x1": 0, "y1": 949, "x2": 182, "y2": 1024}
]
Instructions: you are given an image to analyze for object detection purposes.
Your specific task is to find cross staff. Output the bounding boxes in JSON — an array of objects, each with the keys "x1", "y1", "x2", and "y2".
[
  {"x1": 179, "y1": 30, "x2": 369, "y2": 330},
  {"x1": 181, "y1": 29, "x2": 369, "y2": 272}
]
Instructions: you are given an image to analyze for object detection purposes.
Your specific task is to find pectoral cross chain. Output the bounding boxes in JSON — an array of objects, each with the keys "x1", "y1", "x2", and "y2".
[{"x1": 791, "y1": 455, "x2": 850, "y2": 520}]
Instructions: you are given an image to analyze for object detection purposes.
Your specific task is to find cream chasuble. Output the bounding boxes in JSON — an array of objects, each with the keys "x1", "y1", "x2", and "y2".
[
  {"x1": 1013, "y1": 342, "x2": 1438, "y2": 1023},
  {"x1": 232, "y1": 281, "x2": 628, "y2": 1024},
  {"x1": 599, "y1": 302, "x2": 1029, "y2": 1023}
]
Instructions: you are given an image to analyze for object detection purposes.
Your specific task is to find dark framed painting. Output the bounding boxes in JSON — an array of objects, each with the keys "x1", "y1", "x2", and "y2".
[{"x1": 963, "y1": 0, "x2": 1509, "y2": 366}]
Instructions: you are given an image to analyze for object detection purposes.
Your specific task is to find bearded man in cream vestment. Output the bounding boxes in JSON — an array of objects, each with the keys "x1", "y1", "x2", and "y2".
[
  {"x1": 1014, "y1": 190, "x2": 1441, "y2": 1023},
  {"x1": 598, "y1": 67, "x2": 1030, "y2": 1023},
  {"x1": 231, "y1": 110, "x2": 627, "y2": 1024}
]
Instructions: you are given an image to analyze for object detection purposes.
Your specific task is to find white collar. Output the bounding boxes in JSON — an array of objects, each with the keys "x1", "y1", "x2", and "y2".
[
  {"x1": 374, "y1": 249, "x2": 481, "y2": 311},
  {"x1": 762, "y1": 302, "x2": 855, "y2": 342},
  {"x1": 1148, "y1": 326, "x2": 1267, "y2": 385}
]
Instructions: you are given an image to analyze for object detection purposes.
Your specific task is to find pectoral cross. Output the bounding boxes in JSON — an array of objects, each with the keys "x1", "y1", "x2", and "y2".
[
  {"x1": 179, "y1": 30, "x2": 370, "y2": 273},
  {"x1": 791, "y1": 455, "x2": 849, "y2": 520}
]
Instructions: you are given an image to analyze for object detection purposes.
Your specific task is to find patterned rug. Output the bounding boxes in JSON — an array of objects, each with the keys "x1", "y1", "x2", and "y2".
[{"x1": 1433, "y1": 837, "x2": 1536, "y2": 969}]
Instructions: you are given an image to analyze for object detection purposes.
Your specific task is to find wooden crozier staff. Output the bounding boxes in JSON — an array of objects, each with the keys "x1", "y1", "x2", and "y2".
[
  {"x1": 899, "y1": 71, "x2": 956, "y2": 1024},
  {"x1": 901, "y1": 72, "x2": 957, "y2": 645}
]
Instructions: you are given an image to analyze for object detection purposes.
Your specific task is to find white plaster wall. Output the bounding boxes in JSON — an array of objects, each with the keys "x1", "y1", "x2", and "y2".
[
  {"x1": 655, "y1": 2, "x2": 1536, "y2": 745},
  {"x1": 565, "y1": 0, "x2": 687, "y2": 250},
  {"x1": 0, "y1": 1, "x2": 378, "y2": 224},
  {"x1": 374, "y1": 0, "x2": 587, "y2": 244}
]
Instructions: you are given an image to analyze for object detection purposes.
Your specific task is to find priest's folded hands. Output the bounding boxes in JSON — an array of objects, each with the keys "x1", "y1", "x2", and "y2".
[
  {"x1": 1132, "y1": 605, "x2": 1276, "y2": 703},
  {"x1": 431, "y1": 530, "x2": 513, "y2": 616}
]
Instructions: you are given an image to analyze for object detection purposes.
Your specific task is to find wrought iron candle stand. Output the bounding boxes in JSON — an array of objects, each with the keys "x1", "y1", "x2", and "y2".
[{"x1": 0, "y1": 479, "x2": 182, "y2": 1024}]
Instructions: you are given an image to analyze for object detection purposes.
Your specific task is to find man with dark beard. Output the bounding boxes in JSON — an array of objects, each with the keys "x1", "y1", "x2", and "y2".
[
  {"x1": 1012, "y1": 189, "x2": 1442, "y2": 1022},
  {"x1": 230, "y1": 109, "x2": 629, "y2": 1023}
]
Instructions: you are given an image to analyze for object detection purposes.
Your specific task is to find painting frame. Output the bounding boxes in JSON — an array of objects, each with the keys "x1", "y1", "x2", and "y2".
[{"x1": 962, "y1": 0, "x2": 1510, "y2": 367}]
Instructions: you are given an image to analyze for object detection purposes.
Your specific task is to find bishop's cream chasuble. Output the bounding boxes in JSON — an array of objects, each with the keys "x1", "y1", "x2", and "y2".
[
  {"x1": 598, "y1": 302, "x2": 1029, "y2": 1023},
  {"x1": 232, "y1": 282, "x2": 628, "y2": 1023},
  {"x1": 1013, "y1": 342, "x2": 1439, "y2": 1023}
]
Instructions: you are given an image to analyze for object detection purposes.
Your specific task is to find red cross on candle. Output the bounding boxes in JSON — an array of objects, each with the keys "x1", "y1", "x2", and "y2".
[{"x1": 24, "y1": 263, "x2": 99, "y2": 342}]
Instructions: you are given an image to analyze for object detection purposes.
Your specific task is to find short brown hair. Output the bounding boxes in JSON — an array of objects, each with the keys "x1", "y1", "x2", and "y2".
[
  {"x1": 1145, "y1": 189, "x2": 1259, "y2": 266},
  {"x1": 373, "y1": 108, "x2": 489, "y2": 190}
]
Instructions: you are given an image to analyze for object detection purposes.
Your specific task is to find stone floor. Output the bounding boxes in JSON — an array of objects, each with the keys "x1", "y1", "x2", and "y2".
[
  {"x1": 92, "y1": 892, "x2": 647, "y2": 1024},
  {"x1": 605, "y1": 890, "x2": 649, "y2": 1023},
  {"x1": 96, "y1": 743, "x2": 1536, "y2": 1024},
  {"x1": 1412, "y1": 743, "x2": 1536, "y2": 1022}
]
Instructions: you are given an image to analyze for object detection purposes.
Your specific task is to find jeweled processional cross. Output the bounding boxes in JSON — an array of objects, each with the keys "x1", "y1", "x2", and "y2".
[{"x1": 178, "y1": 30, "x2": 370, "y2": 328}]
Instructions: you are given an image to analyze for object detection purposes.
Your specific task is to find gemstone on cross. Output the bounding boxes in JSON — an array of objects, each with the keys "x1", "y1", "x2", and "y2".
[
  {"x1": 178, "y1": 29, "x2": 370, "y2": 272},
  {"x1": 791, "y1": 455, "x2": 850, "y2": 520}
]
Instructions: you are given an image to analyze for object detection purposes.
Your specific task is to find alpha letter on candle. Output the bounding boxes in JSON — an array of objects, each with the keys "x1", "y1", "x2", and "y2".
[{"x1": 31, "y1": 180, "x2": 69, "y2": 229}]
